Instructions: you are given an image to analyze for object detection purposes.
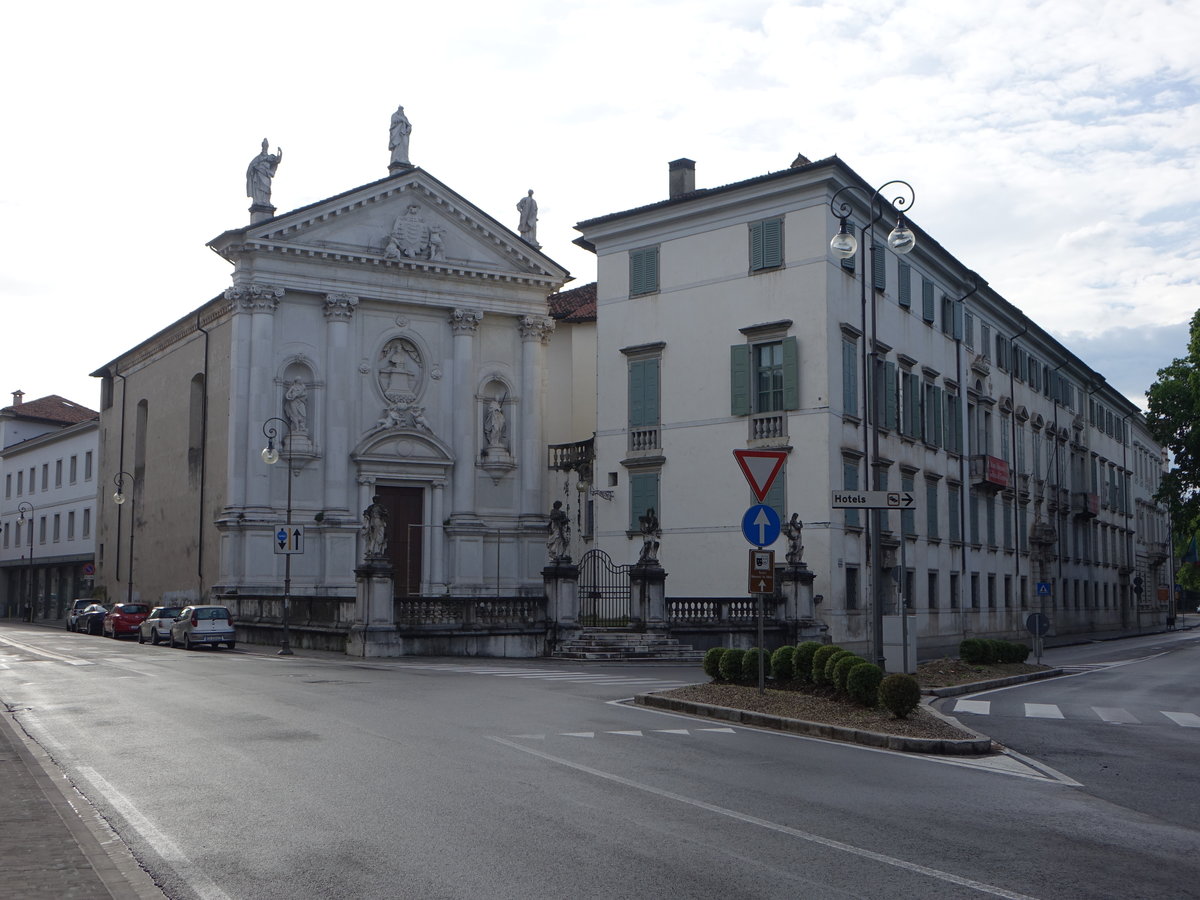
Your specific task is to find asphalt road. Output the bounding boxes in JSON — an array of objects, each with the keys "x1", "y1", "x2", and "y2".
[{"x1": 2, "y1": 623, "x2": 1198, "y2": 900}]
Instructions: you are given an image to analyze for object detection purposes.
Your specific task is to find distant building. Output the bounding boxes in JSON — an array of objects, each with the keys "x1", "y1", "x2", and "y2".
[
  {"x1": 570, "y1": 155, "x2": 1170, "y2": 656},
  {"x1": 0, "y1": 393, "x2": 99, "y2": 619}
]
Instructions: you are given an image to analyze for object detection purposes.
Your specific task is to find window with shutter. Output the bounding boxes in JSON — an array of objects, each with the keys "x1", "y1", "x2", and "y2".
[
  {"x1": 922, "y1": 279, "x2": 935, "y2": 323},
  {"x1": 730, "y1": 344, "x2": 751, "y2": 416},
  {"x1": 926, "y1": 480, "x2": 939, "y2": 539},
  {"x1": 629, "y1": 471, "x2": 660, "y2": 531},
  {"x1": 750, "y1": 218, "x2": 783, "y2": 271},
  {"x1": 840, "y1": 220, "x2": 856, "y2": 272},
  {"x1": 763, "y1": 470, "x2": 786, "y2": 520},
  {"x1": 629, "y1": 247, "x2": 659, "y2": 296},
  {"x1": 963, "y1": 311, "x2": 975, "y2": 348},
  {"x1": 941, "y1": 295, "x2": 953, "y2": 335},
  {"x1": 902, "y1": 473, "x2": 916, "y2": 536},
  {"x1": 872, "y1": 242, "x2": 886, "y2": 291},
  {"x1": 841, "y1": 340, "x2": 858, "y2": 416},
  {"x1": 842, "y1": 458, "x2": 861, "y2": 528},
  {"x1": 898, "y1": 261, "x2": 911, "y2": 309}
]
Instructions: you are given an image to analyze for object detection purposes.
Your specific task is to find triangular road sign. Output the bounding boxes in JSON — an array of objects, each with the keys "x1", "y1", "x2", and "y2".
[{"x1": 733, "y1": 449, "x2": 788, "y2": 503}]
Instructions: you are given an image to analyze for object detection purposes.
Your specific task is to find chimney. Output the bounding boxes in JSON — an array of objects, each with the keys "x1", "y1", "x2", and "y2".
[
  {"x1": 11, "y1": 390, "x2": 23, "y2": 406},
  {"x1": 668, "y1": 158, "x2": 695, "y2": 199}
]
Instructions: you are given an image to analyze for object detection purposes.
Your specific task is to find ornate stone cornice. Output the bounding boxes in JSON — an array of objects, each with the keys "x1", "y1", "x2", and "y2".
[
  {"x1": 449, "y1": 308, "x2": 483, "y2": 335},
  {"x1": 519, "y1": 315, "x2": 555, "y2": 343},
  {"x1": 324, "y1": 293, "x2": 359, "y2": 320},
  {"x1": 225, "y1": 283, "x2": 283, "y2": 313}
]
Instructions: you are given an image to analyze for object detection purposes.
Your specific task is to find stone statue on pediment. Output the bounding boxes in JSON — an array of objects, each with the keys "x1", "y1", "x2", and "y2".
[
  {"x1": 389, "y1": 105, "x2": 412, "y2": 168},
  {"x1": 246, "y1": 138, "x2": 282, "y2": 207},
  {"x1": 517, "y1": 190, "x2": 539, "y2": 248}
]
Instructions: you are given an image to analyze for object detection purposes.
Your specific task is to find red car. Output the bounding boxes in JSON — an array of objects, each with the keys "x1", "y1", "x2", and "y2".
[{"x1": 103, "y1": 603, "x2": 151, "y2": 638}]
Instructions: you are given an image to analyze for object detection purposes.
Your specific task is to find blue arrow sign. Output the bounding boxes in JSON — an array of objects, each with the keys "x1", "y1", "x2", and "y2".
[{"x1": 741, "y1": 504, "x2": 781, "y2": 548}]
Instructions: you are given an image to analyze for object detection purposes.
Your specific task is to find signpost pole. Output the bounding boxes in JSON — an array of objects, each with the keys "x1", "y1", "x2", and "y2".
[{"x1": 757, "y1": 593, "x2": 765, "y2": 694}]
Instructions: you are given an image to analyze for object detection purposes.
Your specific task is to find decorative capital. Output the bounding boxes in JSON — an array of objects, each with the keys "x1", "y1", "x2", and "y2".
[
  {"x1": 450, "y1": 308, "x2": 483, "y2": 335},
  {"x1": 225, "y1": 283, "x2": 283, "y2": 313},
  {"x1": 324, "y1": 293, "x2": 359, "y2": 320},
  {"x1": 519, "y1": 315, "x2": 555, "y2": 343}
]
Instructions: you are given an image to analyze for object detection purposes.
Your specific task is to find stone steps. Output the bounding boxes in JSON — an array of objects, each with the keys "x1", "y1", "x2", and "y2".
[{"x1": 551, "y1": 630, "x2": 704, "y2": 662}]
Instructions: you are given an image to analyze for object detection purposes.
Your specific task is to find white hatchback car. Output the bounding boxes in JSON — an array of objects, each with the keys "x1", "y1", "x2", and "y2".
[
  {"x1": 169, "y1": 605, "x2": 237, "y2": 650},
  {"x1": 138, "y1": 606, "x2": 185, "y2": 645}
]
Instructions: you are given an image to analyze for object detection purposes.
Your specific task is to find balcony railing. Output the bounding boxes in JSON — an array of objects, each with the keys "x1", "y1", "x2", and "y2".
[
  {"x1": 629, "y1": 426, "x2": 660, "y2": 452},
  {"x1": 970, "y1": 455, "x2": 1010, "y2": 492},
  {"x1": 1072, "y1": 491, "x2": 1099, "y2": 518},
  {"x1": 548, "y1": 437, "x2": 594, "y2": 472},
  {"x1": 750, "y1": 411, "x2": 787, "y2": 442}
]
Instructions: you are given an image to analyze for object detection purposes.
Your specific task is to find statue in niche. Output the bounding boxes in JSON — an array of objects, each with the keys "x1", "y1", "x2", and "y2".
[
  {"x1": 246, "y1": 139, "x2": 283, "y2": 207},
  {"x1": 389, "y1": 105, "x2": 412, "y2": 167},
  {"x1": 283, "y1": 378, "x2": 308, "y2": 434},
  {"x1": 782, "y1": 513, "x2": 804, "y2": 566},
  {"x1": 362, "y1": 495, "x2": 389, "y2": 560},
  {"x1": 546, "y1": 501, "x2": 571, "y2": 564},
  {"x1": 384, "y1": 203, "x2": 429, "y2": 259},
  {"x1": 637, "y1": 507, "x2": 661, "y2": 565},
  {"x1": 516, "y1": 189, "x2": 539, "y2": 248},
  {"x1": 483, "y1": 396, "x2": 507, "y2": 451},
  {"x1": 379, "y1": 338, "x2": 421, "y2": 400}
]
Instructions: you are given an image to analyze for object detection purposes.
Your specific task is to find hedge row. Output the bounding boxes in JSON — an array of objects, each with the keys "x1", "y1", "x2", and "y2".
[{"x1": 959, "y1": 638, "x2": 1031, "y2": 665}]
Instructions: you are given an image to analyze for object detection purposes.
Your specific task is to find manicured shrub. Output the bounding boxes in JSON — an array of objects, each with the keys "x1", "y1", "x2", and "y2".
[
  {"x1": 879, "y1": 673, "x2": 922, "y2": 718},
  {"x1": 703, "y1": 647, "x2": 726, "y2": 680},
  {"x1": 811, "y1": 644, "x2": 844, "y2": 686},
  {"x1": 742, "y1": 648, "x2": 770, "y2": 682},
  {"x1": 846, "y1": 662, "x2": 883, "y2": 706},
  {"x1": 1008, "y1": 641, "x2": 1031, "y2": 663},
  {"x1": 832, "y1": 654, "x2": 865, "y2": 693},
  {"x1": 770, "y1": 645, "x2": 796, "y2": 682},
  {"x1": 824, "y1": 649, "x2": 857, "y2": 687},
  {"x1": 959, "y1": 638, "x2": 987, "y2": 665},
  {"x1": 719, "y1": 648, "x2": 747, "y2": 682},
  {"x1": 793, "y1": 642, "x2": 823, "y2": 684}
]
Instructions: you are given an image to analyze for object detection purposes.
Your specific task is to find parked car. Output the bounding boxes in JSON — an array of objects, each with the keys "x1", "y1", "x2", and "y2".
[
  {"x1": 103, "y1": 603, "x2": 151, "y2": 639},
  {"x1": 169, "y1": 605, "x2": 236, "y2": 650},
  {"x1": 137, "y1": 606, "x2": 185, "y2": 645},
  {"x1": 66, "y1": 599, "x2": 94, "y2": 631},
  {"x1": 75, "y1": 604, "x2": 111, "y2": 635}
]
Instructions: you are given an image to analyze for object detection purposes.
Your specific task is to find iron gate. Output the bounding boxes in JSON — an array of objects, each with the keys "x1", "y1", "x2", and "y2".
[{"x1": 578, "y1": 549, "x2": 632, "y2": 627}]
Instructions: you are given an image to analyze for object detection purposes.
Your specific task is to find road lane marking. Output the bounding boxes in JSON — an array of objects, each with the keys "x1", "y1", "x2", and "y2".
[
  {"x1": 490, "y1": 737, "x2": 1044, "y2": 900},
  {"x1": 1161, "y1": 712, "x2": 1200, "y2": 727},
  {"x1": 0, "y1": 634, "x2": 94, "y2": 665},
  {"x1": 954, "y1": 700, "x2": 991, "y2": 715},
  {"x1": 608, "y1": 730, "x2": 643, "y2": 736},
  {"x1": 562, "y1": 732, "x2": 595, "y2": 738},
  {"x1": 77, "y1": 766, "x2": 234, "y2": 900},
  {"x1": 1093, "y1": 707, "x2": 1139, "y2": 724},
  {"x1": 1024, "y1": 704, "x2": 1064, "y2": 719}
]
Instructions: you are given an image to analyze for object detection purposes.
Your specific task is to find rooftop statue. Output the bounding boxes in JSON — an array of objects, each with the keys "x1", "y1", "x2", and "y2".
[{"x1": 246, "y1": 138, "x2": 282, "y2": 207}]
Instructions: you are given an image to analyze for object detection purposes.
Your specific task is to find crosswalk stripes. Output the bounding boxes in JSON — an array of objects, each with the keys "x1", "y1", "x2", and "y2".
[{"x1": 953, "y1": 698, "x2": 1200, "y2": 727}]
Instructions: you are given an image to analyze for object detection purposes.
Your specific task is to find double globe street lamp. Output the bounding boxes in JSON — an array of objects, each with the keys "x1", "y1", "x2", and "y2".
[
  {"x1": 261, "y1": 417, "x2": 295, "y2": 656},
  {"x1": 828, "y1": 179, "x2": 917, "y2": 669}
]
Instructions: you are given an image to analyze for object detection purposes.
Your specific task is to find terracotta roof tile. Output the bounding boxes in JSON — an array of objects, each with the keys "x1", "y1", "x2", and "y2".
[
  {"x1": 0, "y1": 395, "x2": 99, "y2": 425},
  {"x1": 547, "y1": 282, "x2": 596, "y2": 323}
]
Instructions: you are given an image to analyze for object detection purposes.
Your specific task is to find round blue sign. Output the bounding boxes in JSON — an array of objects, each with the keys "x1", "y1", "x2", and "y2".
[
  {"x1": 1026, "y1": 612, "x2": 1050, "y2": 637},
  {"x1": 741, "y1": 504, "x2": 782, "y2": 548}
]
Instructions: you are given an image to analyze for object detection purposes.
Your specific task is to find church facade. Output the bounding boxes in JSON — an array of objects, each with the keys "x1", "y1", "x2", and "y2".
[{"x1": 92, "y1": 128, "x2": 570, "y2": 637}]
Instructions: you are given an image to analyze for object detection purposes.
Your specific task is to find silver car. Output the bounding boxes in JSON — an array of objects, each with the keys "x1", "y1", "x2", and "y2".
[{"x1": 169, "y1": 605, "x2": 237, "y2": 650}]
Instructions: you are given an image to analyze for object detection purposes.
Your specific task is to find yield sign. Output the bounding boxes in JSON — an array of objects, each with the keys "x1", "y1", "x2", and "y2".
[{"x1": 733, "y1": 449, "x2": 787, "y2": 502}]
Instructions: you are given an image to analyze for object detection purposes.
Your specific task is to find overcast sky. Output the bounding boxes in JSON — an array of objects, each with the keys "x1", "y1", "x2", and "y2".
[{"x1": 3, "y1": 0, "x2": 1196, "y2": 414}]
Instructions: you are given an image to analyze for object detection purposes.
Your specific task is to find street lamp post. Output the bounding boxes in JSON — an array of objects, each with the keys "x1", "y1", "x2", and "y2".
[
  {"x1": 17, "y1": 502, "x2": 34, "y2": 621},
  {"x1": 829, "y1": 179, "x2": 917, "y2": 669},
  {"x1": 261, "y1": 417, "x2": 295, "y2": 656},
  {"x1": 111, "y1": 472, "x2": 136, "y2": 605}
]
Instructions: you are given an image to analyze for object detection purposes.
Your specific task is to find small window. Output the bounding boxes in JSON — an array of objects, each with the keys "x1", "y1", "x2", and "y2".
[
  {"x1": 845, "y1": 566, "x2": 859, "y2": 611},
  {"x1": 750, "y1": 218, "x2": 783, "y2": 271},
  {"x1": 629, "y1": 247, "x2": 659, "y2": 296}
]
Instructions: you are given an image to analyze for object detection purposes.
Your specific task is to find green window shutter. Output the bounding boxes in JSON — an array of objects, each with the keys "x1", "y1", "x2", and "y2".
[
  {"x1": 781, "y1": 336, "x2": 799, "y2": 410},
  {"x1": 730, "y1": 344, "x2": 751, "y2": 416},
  {"x1": 750, "y1": 222, "x2": 764, "y2": 271},
  {"x1": 841, "y1": 341, "x2": 858, "y2": 416},
  {"x1": 963, "y1": 311, "x2": 975, "y2": 347},
  {"x1": 922, "y1": 279, "x2": 935, "y2": 322},
  {"x1": 764, "y1": 470, "x2": 786, "y2": 520},
  {"x1": 629, "y1": 472, "x2": 660, "y2": 531},
  {"x1": 926, "y1": 481, "x2": 939, "y2": 539},
  {"x1": 840, "y1": 221, "x2": 856, "y2": 272},
  {"x1": 630, "y1": 248, "x2": 658, "y2": 295},
  {"x1": 628, "y1": 358, "x2": 659, "y2": 428},
  {"x1": 898, "y1": 261, "x2": 911, "y2": 308},
  {"x1": 762, "y1": 218, "x2": 782, "y2": 269},
  {"x1": 941, "y1": 295, "x2": 953, "y2": 335},
  {"x1": 953, "y1": 301, "x2": 964, "y2": 341},
  {"x1": 885, "y1": 361, "x2": 898, "y2": 430},
  {"x1": 872, "y1": 242, "x2": 885, "y2": 291}
]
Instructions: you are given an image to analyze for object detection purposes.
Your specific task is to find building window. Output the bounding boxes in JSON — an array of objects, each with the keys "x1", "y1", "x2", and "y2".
[
  {"x1": 39, "y1": 516, "x2": 47, "y2": 545},
  {"x1": 969, "y1": 491, "x2": 980, "y2": 544},
  {"x1": 68, "y1": 511, "x2": 75, "y2": 540},
  {"x1": 627, "y1": 356, "x2": 661, "y2": 452},
  {"x1": 55, "y1": 460, "x2": 63, "y2": 488},
  {"x1": 730, "y1": 337, "x2": 798, "y2": 418},
  {"x1": 763, "y1": 470, "x2": 786, "y2": 520},
  {"x1": 85, "y1": 451, "x2": 93, "y2": 481},
  {"x1": 629, "y1": 471, "x2": 660, "y2": 532},
  {"x1": 845, "y1": 566, "x2": 859, "y2": 610},
  {"x1": 1005, "y1": 575, "x2": 1013, "y2": 609},
  {"x1": 4, "y1": 473, "x2": 9, "y2": 498},
  {"x1": 921, "y1": 278, "x2": 935, "y2": 323},
  {"x1": 963, "y1": 311, "x2": 975, "y2": 348},
  {"x1": 41, "y1": 464, "x2": 48, "y2": 491},
  {"x1": 842, "y1": 339, "x2": 858, "y2": 417},
  {"x1": 749, "y1": 217, "x2": 783, "y2": 271},
  {"x1": 941, "y1": 295, "x2": 954, "y2": 335},
  {"x1": 985, "y1": 495, "x2": 996, "y2": 547},
  {"x1": 872, "y1": 242, "x2": 885, "y2": 291},
  {"x1": 898, "y1": 261, "x2": 911, "y2": 309},
  {"x1": 2, "y1": 524, "x2": 7, "y2": 549},
  {"x1": 83, "y1": 508, "x2": 91, "y2": 539},
  {"x1": 53, "y1": 514, "x2": 61, "y2": 542},
  {"x1": 987, "y1": 574, "x2": 996, "y2": 608},
  {"x1": 928, "y1": 571, "x2": 939, "y2": 610},
  {"x1": 70, "y1": 456, "x2": 78, "y2": 484},
  {"x1": 971, "y1": 573, "x2": 980, "y2": 609},
  {"x1": 950, "y1": 572, "x2": 960, "y2": 609},
  {"x1": 843, "y1": 457, "x2": 861, "y2": 528},
  {"x1": 948, "y1": 483, "x2": 961, "y2": 542},
  {"x1": 901, "y1": 473, "x2": 916, "y2": 536},
  {"x1": 926, "y1": 480, "x2": 939, "y2": 539},
  {"x1": 629, "y1": 247, "x2": 659, "y2": 296}
]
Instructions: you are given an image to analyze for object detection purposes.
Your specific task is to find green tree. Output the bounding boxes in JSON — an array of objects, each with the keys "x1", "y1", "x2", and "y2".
[{"x1": 1146, "y1": 309, "x2": 1200, "y2": 542}]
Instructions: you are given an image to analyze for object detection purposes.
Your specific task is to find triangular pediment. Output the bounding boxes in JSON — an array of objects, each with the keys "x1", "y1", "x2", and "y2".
[{"x1": 209, "y1": 169, "x2": 568, "y2": 288}]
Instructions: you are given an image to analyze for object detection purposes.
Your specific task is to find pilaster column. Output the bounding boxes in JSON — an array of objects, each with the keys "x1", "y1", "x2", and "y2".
[
  {"x1": 430, "y1": 481, "x2": 446, "y2": 594},
  {"x1": 449, "y1": 309, "x2": 483, "y2": 516},
  {"x1": 518, "y1": 315, "x2": 555, "y2": 516},
  {"x1": 224, "y1": 283, "x2": 282, "y2": 511},
  {"x1": 323, "y1": 293, "x2": 358, "y2": 513}
]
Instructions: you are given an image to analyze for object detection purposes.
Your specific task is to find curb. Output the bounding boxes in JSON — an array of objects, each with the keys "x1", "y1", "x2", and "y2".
[
  {"x1": 925, "y1": 668, "x2": 1065, "y2": 698},
  {"x1": 634, "y1": 692, "x2": 994, "y2": 756}
]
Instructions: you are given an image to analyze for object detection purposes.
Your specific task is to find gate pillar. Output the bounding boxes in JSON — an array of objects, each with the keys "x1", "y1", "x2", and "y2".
[
  {"x1": 630, "y1": 563, "x2": 667, "y2": 631},
  {"x1": 543, "y1": 562, "x2": 580, "y2": 628}
]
